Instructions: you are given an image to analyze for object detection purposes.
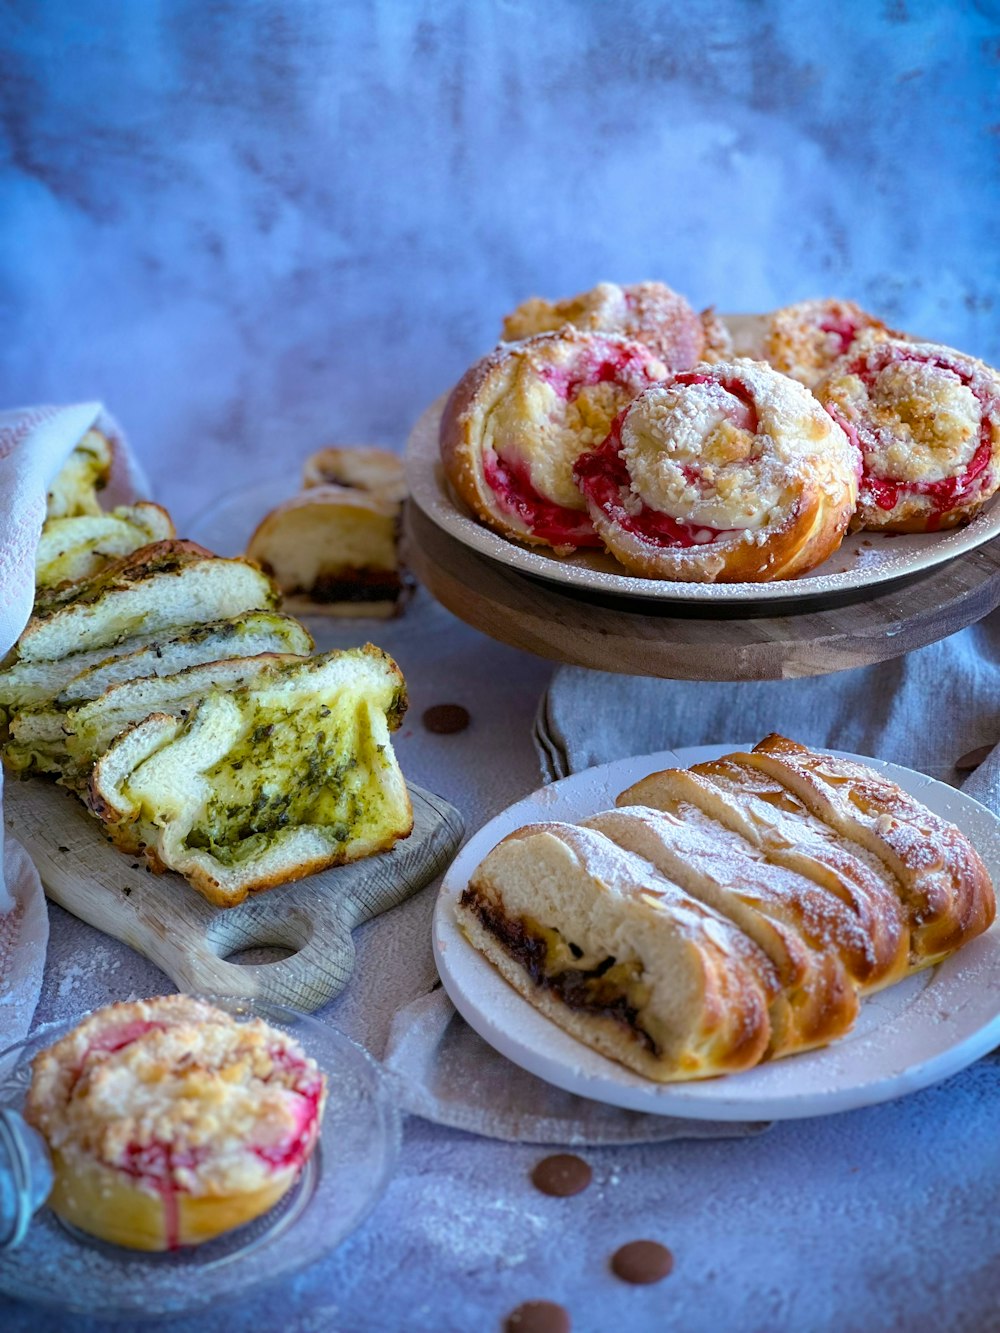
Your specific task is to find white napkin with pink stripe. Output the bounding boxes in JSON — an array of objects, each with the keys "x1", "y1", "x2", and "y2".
[{"x1": 0, "y1": 404, "x2": 146, "y2": 1045}]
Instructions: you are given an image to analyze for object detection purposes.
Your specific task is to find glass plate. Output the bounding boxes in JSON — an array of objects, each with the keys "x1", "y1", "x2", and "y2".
[{"x1": 0, "y1": 997, "x2": 401, "y2": 1318}]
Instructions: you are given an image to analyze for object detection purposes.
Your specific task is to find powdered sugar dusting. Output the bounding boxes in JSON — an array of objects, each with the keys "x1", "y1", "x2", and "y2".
[{"x1": 409, "y1": 394, "x2": 1000, "y2": 604}]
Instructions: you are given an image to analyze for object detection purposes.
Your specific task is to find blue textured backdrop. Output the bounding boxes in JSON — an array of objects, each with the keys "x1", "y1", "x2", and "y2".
[{"x1": 2, "y1": 0, "x2": 999, "y2": 519}]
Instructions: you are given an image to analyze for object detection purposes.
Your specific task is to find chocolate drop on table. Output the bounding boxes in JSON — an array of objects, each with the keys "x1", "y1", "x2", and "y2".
[
  {"x1": 422, "y1": 703, "x2": 471, "y2": 734},
  {"x1": 956, "y1": 743, "x2": 995, "y2": 772},
  {"x1": 504, "y1": 1300, "x2": 571, "y2": 1333},
  {"x1": 530, "y1": 1153, "x2": 592, "y2": 1197},
  {"x1": 610, "y1": 1239, "x2": 674, "y2": 1285}
]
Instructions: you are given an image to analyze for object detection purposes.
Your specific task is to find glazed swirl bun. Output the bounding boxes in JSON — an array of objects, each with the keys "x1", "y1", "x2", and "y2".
[
  {"x1": 501, "y1": 281, "x2": 708, "y2": 371},
  {"x1": 440, "y1": 328, "x2": 667, "y2": 553},
  {"x1": 573, "y1": 359, "x2": 859, "y2": 583},
  {"x1": 25, "y1": 995, "x2": 327, "y2": 1251},
  {"x1": 762, "y1": 298, "x2": 896, "y2": 388},
  {"x1": 816, "y1": 336, "x2": 1000, "y2": 532}
]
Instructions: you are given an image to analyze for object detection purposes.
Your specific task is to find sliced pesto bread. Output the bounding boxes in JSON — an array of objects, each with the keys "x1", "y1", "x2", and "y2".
[
  {"x1": 45, "y1": 431, "x2": 113, "y2": 519},
  {"x1": 10, "y1": 541, "x2": 278, "y2": 665},
  {"x1": 0, "y1": 612, "x2": 311, "y2": 718},
  {"x1": 5, "y1": 652, "x2": 308, "y2": 781},
  {"x1": 35, "y1": 503, "x2": 176, "y2": 589},
  {"x1": 88, "y1": 645, "x2": 412, "y2": 906}
]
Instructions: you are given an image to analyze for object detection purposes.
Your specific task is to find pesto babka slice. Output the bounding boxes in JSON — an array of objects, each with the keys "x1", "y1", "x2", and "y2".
[
  {"x1": 87, "y1": 645, "x2": 411, "y2": 907},
  {"x1": 5, "y1": 653, "x2": 307, "y2": 781},
  {"x1": 9, "y1": 541, "x2": 278, "y2": 666},
  {"x1": 45, "y1": 430, "x2": 113, "y2": 519},
  {"x1": 0, "y1": 612, "x2": 311, "y2": 718},
  {"x1": 457, "y1": 822, "x2": 778, "y2": 1082},
  {"x1": 35, "y1": 502, "x2": 176, "y2": 589}
]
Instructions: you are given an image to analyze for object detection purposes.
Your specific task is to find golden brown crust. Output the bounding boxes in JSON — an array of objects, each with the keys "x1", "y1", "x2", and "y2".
[
  {"x1": 440, "y1": 328, "x2": 667, "y2": 554},
  {"x1": 574, "y1": 359, "x2": 859, "y2": 583},
  {"x1": 745, "y1": 735, "x2": 996, "y2": 965}
]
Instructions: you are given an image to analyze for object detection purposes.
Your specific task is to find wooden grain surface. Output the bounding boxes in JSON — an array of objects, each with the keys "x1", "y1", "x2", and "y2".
[
  {"x1": 405, "y1": 502, "x2": 1000, "y2": 681},
  {"x1": 5, "y1": 778, "x2": 464, "y2": 1012}
]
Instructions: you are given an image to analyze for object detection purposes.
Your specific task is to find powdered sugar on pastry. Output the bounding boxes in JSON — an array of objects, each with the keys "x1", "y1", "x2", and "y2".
[
  {"x1": 574, "y1": 358, "x2": 859, "y2": 581},
  {"x1": 816, "y1": 335, "x2": 1000, "y2": 532}
]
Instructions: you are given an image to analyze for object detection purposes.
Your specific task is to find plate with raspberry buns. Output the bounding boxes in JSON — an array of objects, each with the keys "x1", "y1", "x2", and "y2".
[
  {"x1": 0, "y1": 995, "x2": 400, "y2": 1318},
  {"x1": 408, "y1": 290, "x2": 1000, "y2": 608}
]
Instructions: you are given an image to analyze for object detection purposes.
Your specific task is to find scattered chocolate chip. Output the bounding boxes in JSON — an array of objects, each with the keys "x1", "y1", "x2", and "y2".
[
  {"x1": 58, "y1": 845, "x2": 69, "y2": 853},
  {"x1": 123, "y1": 887, "x2": 131, "y2": 896},
  {"x1": 422, "y1": 703, "x2": 470, "y2": 734},
  {"x1": 504, "y1": 1300, "x2": 570, "y2": 1333},
  {"x1": 130, "y1": 863, "x2": 140, "y2": 870},
  {"x1": 956, "y1": 743, "x2": 995, "y2": 772},
  {"x1": 611, "y1": 1240, "x2": 674, "y2": 1285},
  {"x1": 531, "y1": 1153, "x2": 592, "y2": 1198}
]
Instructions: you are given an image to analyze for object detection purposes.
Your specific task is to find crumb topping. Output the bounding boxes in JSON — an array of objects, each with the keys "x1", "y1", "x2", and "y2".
[{"x1": 26, "y1": 996, "x2": 326, "y2": 1198}]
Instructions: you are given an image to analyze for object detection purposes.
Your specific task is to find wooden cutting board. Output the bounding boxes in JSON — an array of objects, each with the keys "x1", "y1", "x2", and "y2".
[{"x1": 5, "y1": 778, "x2": 464, "y2": 1012}]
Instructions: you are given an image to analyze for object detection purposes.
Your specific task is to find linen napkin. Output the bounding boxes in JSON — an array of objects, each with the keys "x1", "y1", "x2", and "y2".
[
  {"x1": 534, "y1": 614, "x2": 1000, "y2": 788},
  {"x1": 0, "y1": 404, "x2": 146, "y2": 1046}
]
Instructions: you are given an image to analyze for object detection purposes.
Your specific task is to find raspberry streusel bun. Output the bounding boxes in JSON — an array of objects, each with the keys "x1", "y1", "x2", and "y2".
[
  {"x1": 25, "y1": 996, "x2": 327, "y2": 1251},
  {"x1": 440, "y1": 328, "x2": 667, "y2": 553},
  {"x1": 573, "y1": 359, "x2": 859, "y2": 582},
  {"x1": 501, "y1": 281, "x2": 707, "y2": 371},
  {"x1": 761, "y1": 298, "x2": 897, "y2": 388},
  {"x1": 816, "y1": 336, "x2": 1000, "y2": 532}
]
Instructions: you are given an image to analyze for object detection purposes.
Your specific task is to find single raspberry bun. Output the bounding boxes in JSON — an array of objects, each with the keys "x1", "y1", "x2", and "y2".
[
  {"x1": 501, "y1": 280, "x2": 707, "y2": 371},
  {"x1": 761, "y1": 298, "x2": 897, "y2": 388},
  {"x1": 816, "y1": 336, "x2": 1000, "y2": 532},
  {"x1": 25, "y1": 996, "x2": 327, "y2": 1251},
  {"x1": 573, "y1": 359, "x2": 858, "y2": 583},
  {"x1": 440, "y1": 328, "x2": 667, "y2": 553}
]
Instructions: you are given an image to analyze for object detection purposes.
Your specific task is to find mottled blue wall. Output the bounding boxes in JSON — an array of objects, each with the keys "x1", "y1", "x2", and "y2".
[{"x1": 2, "y1": 0, "x2": 999, "y2": 519}]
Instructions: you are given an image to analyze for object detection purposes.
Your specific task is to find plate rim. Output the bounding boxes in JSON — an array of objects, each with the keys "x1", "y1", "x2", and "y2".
[
  {"x1": 432, "y1": 744, "x2": 1000, "y2": 1121},
  {"x1": 405, "y1": 394, "x2": 1000, "y2": 607}
]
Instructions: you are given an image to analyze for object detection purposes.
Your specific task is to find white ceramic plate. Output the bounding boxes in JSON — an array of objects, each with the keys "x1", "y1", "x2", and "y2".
[
  {"x1": 406, "y1": 395, "x2": 1000, "y2": 608},
  {"x1": 433, "y1": 745, "x2": 1000, "y2": 1120}
]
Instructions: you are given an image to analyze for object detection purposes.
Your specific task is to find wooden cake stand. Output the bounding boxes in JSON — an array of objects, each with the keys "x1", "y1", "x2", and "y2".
[{"x1": 405, "y1": 502, "x2": 1000, "y2": 682}]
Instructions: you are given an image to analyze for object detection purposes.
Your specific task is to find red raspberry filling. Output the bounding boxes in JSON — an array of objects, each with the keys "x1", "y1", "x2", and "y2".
[
  {"x1": 484, "y1": 339, "x2": 664, "y2": 547},
  {"x1": 574, "y1": 375, "x2": 760, "y2": 550},
  {"x1": 818, "y1": 315, "x2": 862, "y2": 357},
  {"x1": 827, "y1": 346, "x2": 997, "y2": 526},
  {"x1": 484, "y1": 448, "x2": 603, "y2": 547}
]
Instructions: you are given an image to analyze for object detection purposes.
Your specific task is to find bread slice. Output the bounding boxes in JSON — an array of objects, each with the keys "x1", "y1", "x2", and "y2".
[
  {"x1": 46, "y1": 431, "x2": 112, "y2": 518},
  {"x1": 6, "y1": 653, "x2": 307, "y2": 781},
  {"x1": 0, "y1": 613, "x2": 309, "y2": 720},
  {"x1": 743, "y1": 735, "x2": 996, "y2": 966},
  {"x1": 35, "y1": 503, "x2": 176, "y2": 589},
  {"x1": 11, "y1": 541, "x2": 278, "y2": 665},
  {"x1": 246, "y1": 487, "x2": 405, "y2": 618},
  {"x1": 87, "y1": 646, "x2": 412, "y2": 906},
  {"x1": 302, "y1": 446, "x2": 407, "y2": 503},
  {"x1": 618, "y1": 757, "x2": 911, "y2": 993},
  {"x1": 584, "y1": 807, "x2": 860, "y2": 1056},
  {"x1": 457, "y1": 822, "x2": 777, "y2": 1081}
]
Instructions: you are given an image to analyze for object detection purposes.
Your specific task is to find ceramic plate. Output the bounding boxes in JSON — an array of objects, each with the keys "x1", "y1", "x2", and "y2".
[
  {"x1": 433, "y1": 745, "x2": 1000, "y2": 1120},
  {"x1": 405, "y1": 393, "x2": 1000, "y2": 609},
  {"x1": 0, "y1": 998, "x2": 401, "y2": 1318}
]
